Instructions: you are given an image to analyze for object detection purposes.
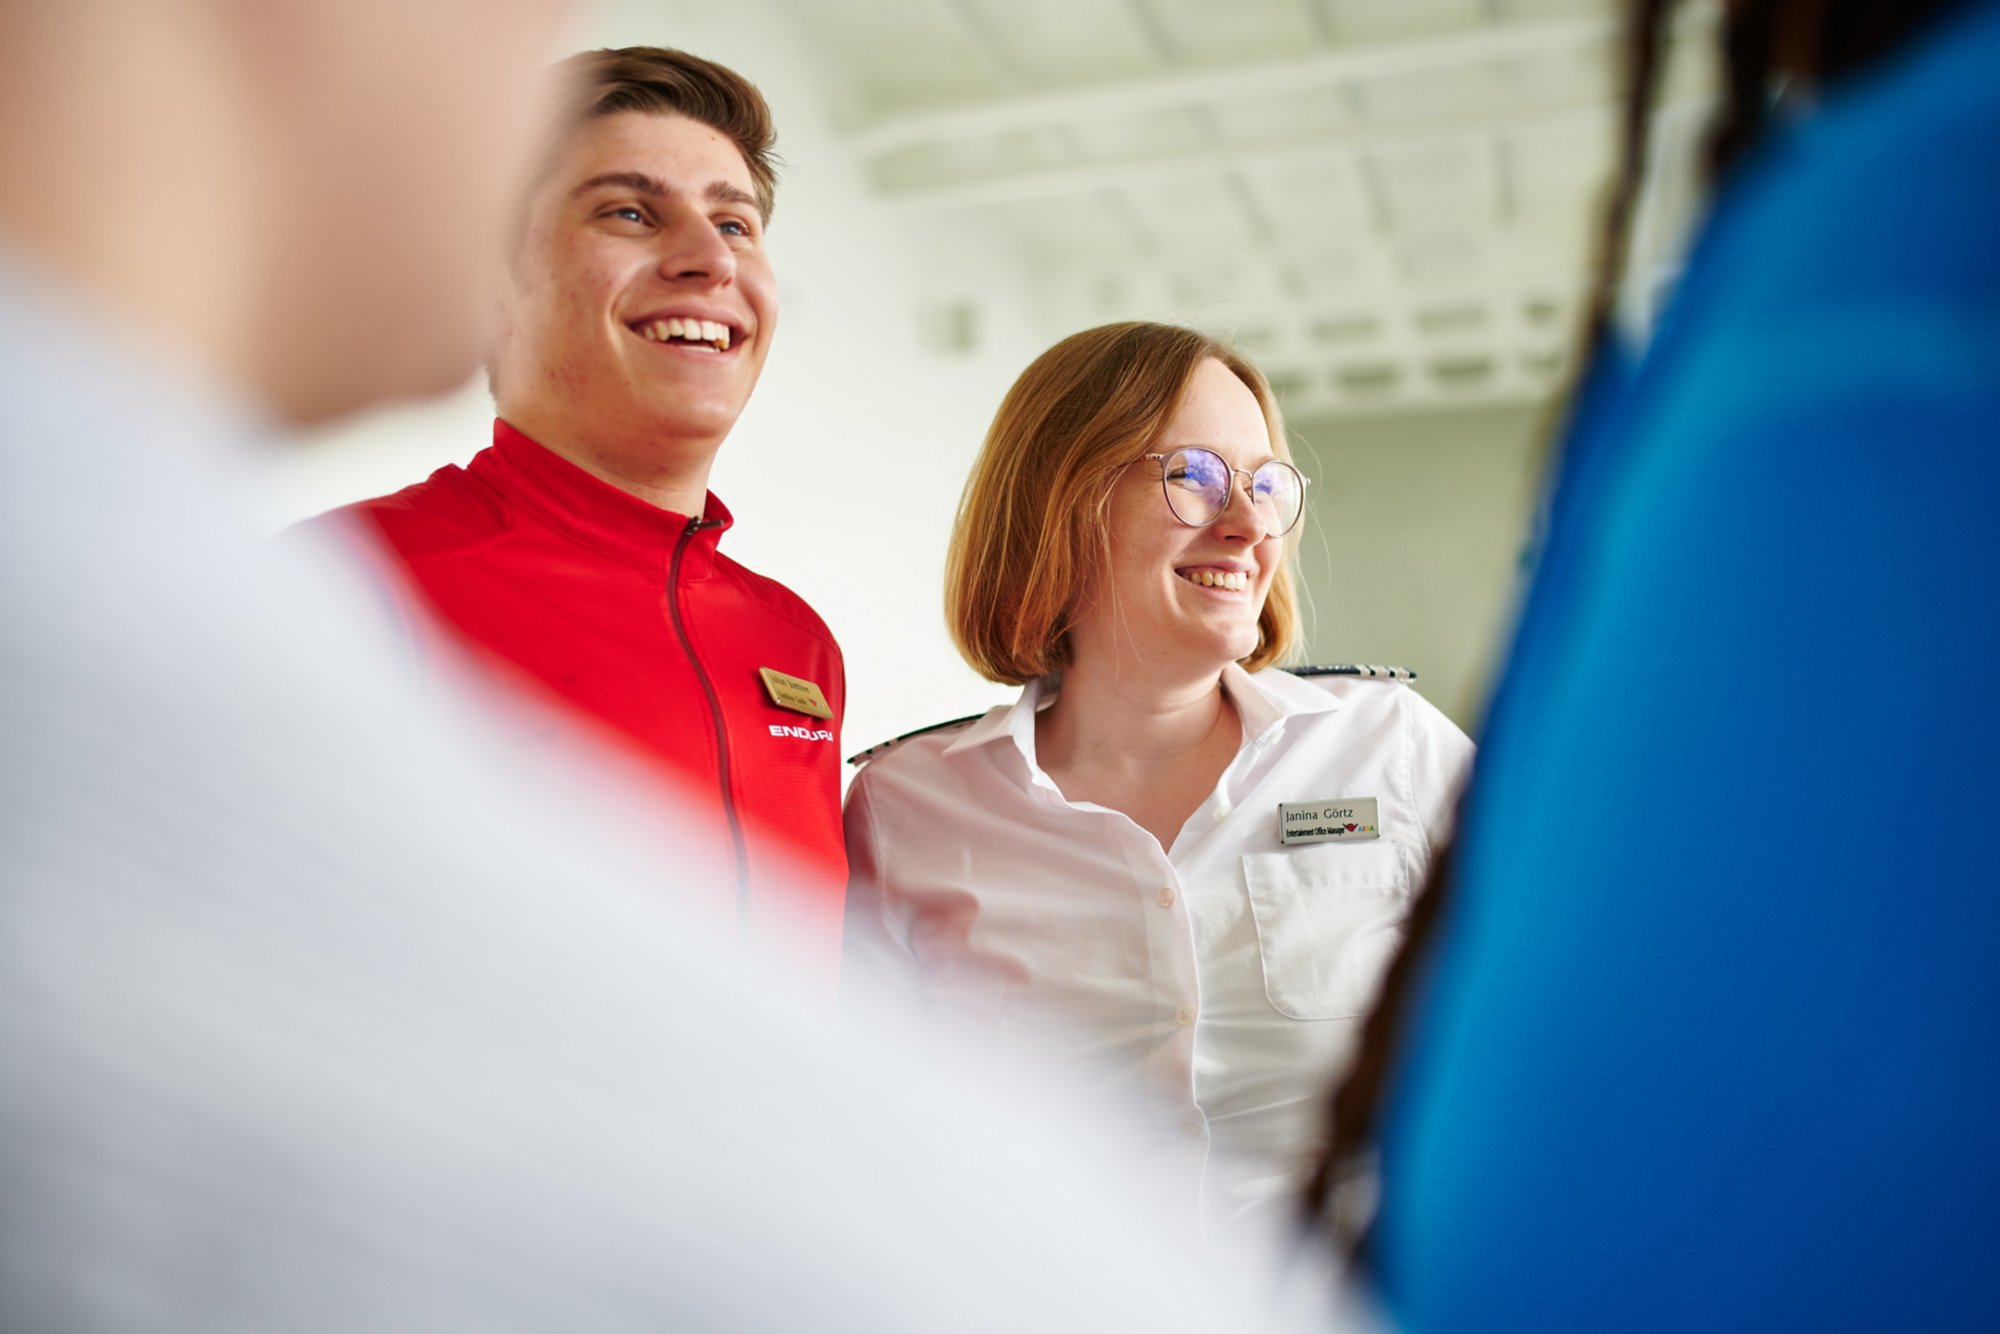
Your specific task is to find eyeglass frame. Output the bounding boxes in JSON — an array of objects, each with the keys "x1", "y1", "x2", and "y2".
[{"x1": 1138, "y1": 448, "x2": 1311, "y2": 538}]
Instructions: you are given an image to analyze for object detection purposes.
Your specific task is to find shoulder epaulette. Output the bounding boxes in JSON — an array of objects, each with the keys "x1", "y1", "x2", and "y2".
[
  {"x1": 847, "y1": 713, "x2": 985, "y2": 768},
  {"x1": 1284, "y1": 662, "x2": 1417, "y2": 681}
]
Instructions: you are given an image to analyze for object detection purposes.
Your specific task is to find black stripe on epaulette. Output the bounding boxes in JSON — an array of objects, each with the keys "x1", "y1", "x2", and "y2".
[
  {"x1": 1284, "y1": 663, "x2": 1417, "y2": 681},
  {"x1": 847, "y1": 712, "x2": 986, "y2": 767}
]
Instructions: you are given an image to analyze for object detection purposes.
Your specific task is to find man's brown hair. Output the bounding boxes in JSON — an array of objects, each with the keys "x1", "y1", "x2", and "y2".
[
  {"x1": 554, "y1": 46, "x2": 779, "y2": 221},
  {"x1": 946, "y1": 321, "x2": 1303, "y2": 686}
]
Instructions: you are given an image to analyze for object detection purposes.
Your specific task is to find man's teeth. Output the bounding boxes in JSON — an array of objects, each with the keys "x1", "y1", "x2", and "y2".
[
  {"x1": 637, "y1": 317, "x2": 731, "y2": 350},
  {"x1": 1181, "y1": 569, "x2": 1250, "y2": 591}
]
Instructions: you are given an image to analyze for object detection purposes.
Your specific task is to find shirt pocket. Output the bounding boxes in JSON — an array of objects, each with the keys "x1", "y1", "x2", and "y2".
[{"x1": 1241, "y1": 844, "x2": 1412, "y2": 1021}]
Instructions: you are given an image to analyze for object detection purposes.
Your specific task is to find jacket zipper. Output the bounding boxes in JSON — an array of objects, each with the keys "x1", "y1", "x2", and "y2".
[{"x1": 670, "y1": 516, "x2": 751, "y2": 929}]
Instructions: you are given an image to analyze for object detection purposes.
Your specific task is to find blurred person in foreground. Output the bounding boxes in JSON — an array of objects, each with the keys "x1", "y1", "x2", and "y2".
[
  {"x1": 1310, "y1": 0, "x2": 2000, "y2": 1328},
  {"x1": 0, "y1": 4, "x2": 1334, "y2": 1329},
  {"x1": 314, "y1": 48, "x2": 848, "y2": 988},
  {"x1": 844, "y1": 322, "x2": 1472, "y2": 1254}
]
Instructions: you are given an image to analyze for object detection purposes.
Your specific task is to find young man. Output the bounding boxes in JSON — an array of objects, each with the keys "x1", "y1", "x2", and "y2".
[{"x1": 326, "y1": 48, "x2": 845, "y2": 968}]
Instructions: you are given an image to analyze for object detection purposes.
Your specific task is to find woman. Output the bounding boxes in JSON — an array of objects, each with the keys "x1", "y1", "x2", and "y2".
[
  {"x1": 1316, "y1": 0, "x2": 2000, "y2": 1329},
  {"x1": 844, "y1": 321, "x2": 1472, "y2": 1245}
]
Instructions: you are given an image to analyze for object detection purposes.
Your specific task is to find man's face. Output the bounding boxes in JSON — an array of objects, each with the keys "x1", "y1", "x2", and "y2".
[{"x1": 493, "y1": 110, "x2": 778, "y2": 457}]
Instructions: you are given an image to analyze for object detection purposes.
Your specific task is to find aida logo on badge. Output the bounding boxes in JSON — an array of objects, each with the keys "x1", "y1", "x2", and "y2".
[{"x1": 1277, "y1": 797, "x2": 1380, "y2": 846}]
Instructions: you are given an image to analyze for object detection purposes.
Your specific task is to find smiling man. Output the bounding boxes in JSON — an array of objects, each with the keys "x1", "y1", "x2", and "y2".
[{"x1": 328, "y1": 48, "x2": 846, "y2": 977}]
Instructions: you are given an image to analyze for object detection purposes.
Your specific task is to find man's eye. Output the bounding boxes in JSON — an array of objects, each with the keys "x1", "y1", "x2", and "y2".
[
  {"x1": 718, "y1": 218, "x2": 752, "y2": 238},
  {"x1": 605, "y1": 205, "x2": 648, "y2": 224}
]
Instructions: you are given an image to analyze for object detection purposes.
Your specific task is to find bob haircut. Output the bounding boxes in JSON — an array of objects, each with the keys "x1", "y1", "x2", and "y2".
[{"x1": 947, "y1": 321, "x2": 1303, "y2": 685}]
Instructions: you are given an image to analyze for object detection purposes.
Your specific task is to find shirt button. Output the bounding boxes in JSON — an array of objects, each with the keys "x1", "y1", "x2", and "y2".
[
  {"x1": 1175, "y1": 1005, "x2": 1196, "y2": 1027},
  {"x1": 1181, "y1": 1117, "x2": 1205, "y2": 1139},
  {"x1": 1211, "y1": 801, "x2": 1232, "y2": 822},
  {"x1": 1156, "y1": 888, "x2": 1176, "y2": 909}
]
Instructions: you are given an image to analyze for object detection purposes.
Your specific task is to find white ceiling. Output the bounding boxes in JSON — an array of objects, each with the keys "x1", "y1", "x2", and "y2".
[{"x1": 779, "y1": 0, "x2": 1720, "y2": 417}]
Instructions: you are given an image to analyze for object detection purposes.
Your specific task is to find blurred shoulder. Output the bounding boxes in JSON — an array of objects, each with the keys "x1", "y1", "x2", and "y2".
[{"x1": 308, "y1": 463, "x2": 511, "y2": 563}]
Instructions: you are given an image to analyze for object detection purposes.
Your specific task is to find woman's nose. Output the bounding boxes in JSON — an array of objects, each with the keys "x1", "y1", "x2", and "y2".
[{"x1": 1211, "y1": 472, "x2": 1267, "y2": 540}]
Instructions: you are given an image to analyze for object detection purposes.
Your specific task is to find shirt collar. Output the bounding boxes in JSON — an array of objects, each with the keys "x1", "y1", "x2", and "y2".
[
  {"x1": 943, "y1": 673, "x2": 1053, "y2": 761},
  {"x1": 1220, "y1": 661, "x2": 1343, "y2": 748},
  {"x1": 940, "y1": 664, "x2": 1344, "y2": 773},
  {"x1": 473, "y1": 419, "x2": 733, "y2": 579}
]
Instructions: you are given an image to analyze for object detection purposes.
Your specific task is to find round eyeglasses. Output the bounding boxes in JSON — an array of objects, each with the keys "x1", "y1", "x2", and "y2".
[{"x1": 1141, "y1": 448, "x2": 1309, "y2": 537}]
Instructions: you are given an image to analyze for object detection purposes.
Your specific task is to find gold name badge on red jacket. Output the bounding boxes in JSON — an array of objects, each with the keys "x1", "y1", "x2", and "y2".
[{"x1": 759, "y1": 667, "x2": 834, "y2": 720}]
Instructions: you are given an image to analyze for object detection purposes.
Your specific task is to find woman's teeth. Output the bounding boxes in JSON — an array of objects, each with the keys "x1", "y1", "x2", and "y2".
[
  {"x1": 1180, "y1": 569, "x2": 1249, "y2": 591},
  {"x1": 636, "y1": 317, "x2": 730, "y2": 351}
]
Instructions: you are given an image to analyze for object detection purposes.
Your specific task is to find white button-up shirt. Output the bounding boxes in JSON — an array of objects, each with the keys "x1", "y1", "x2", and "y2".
[{"x1": 844, "y1": 663, "x2": 1473, "y2": 1243}]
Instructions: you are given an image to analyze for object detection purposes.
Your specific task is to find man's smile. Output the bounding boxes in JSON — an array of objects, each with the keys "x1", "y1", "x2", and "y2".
[{"x1": 629, "y1": 315, "x2": 738, "y2": 352}]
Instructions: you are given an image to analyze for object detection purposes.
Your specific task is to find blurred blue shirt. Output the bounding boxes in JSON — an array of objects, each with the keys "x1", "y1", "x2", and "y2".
[{"x1": 1376, "y1": 3, "x2": 2000, "y2": 1329}]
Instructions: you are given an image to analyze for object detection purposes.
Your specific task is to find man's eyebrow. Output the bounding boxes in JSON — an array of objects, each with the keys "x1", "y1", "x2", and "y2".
[
  {"x1": 570, "y1": 171, "x2": 668, "y2": 200},
  {"x1": 705, "y1": 181, "x2": 763, "y2": 217}
]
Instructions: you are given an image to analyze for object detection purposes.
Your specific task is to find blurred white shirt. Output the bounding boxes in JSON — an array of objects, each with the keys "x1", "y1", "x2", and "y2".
[
  {"x1": 0, "y1": 253, "x2": 1341, "y2": 1333},
  {"x1": 845, "y1": 663, "x2": 1473, "y2": 1244}
]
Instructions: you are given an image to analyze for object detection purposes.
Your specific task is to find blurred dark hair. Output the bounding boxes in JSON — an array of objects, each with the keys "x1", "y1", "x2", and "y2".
[
  {"x1": 1585, "y1": 0, "x2": 1982, "y2": 344},
  {"x1": 1304, "y1": 0, "x2": 1982, "y2": 1270}
]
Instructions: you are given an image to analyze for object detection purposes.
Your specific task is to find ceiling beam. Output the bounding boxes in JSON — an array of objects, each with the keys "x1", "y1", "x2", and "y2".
[
  {"x1": 848, "y1": 5, "x2": 1718, "y2": 160},
  {"x1": 871, "y1": 97, "x2": 1722, "y2": 211}
]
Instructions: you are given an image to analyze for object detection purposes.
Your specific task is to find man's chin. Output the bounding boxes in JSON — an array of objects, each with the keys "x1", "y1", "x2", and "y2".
[{"x1": 628, "y1": 394, "x2": 746, "y2": 449}]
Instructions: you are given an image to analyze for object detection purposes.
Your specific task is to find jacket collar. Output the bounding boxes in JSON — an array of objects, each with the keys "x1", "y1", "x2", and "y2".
[{"x1": 473, "y1": 419, "x2": 733, "y2": 579}]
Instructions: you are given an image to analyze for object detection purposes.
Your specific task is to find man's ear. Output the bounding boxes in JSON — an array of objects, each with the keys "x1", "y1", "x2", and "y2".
[{"x1": 485, "y1": 286, "x2": 515, "y2": 406}]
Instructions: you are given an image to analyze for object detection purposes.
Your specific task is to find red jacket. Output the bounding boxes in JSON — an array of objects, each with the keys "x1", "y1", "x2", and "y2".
[{"x1": 328, "y1": 421, "x2": 846, "y2": 974}]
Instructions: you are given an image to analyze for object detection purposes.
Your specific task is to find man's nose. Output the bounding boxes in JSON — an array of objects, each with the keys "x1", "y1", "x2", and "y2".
[{"x1": 658, "y1": 208, "x2": 736, "y2": 284}]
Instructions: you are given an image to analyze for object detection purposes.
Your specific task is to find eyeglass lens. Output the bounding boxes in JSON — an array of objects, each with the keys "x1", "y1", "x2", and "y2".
[{"x1": 1161, "y1": 447, "x2": 1304, "y2": 535}]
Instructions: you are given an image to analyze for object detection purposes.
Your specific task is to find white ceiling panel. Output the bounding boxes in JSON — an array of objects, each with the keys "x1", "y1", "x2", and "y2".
[
  {"x1": 783, "y1": 0, "x2": 1721, "y2": 417},
  {"x1": 1119, "y1": 175, "x2": 1271, "y2": 244},
  {"x1": 1323, "y1": 0, "x2": 1487, "y2": 44},
  {"x1": 783, "y1": 0, "x2": 1006, "y2": 120},
  {"x1": 1491, "y1": 0, "x2": 1617, "y2": 18},
  {"x1": 1242, "y1": 158, "x2": 1374, "y2": 241},
  {"x1": 1505, "y1": 113, "x2": 1618, "y2": 207},
  {"x1": 1351, "y1": 64, "x2": 1517, "y2": 123},
  {"x1": 1141, "y1": 0, "x2": 1332, "y2": 61},
  {"x1": 997, "y1": 192, "x2": 1153, "y2": 258},
  {"x1": 1369, "y1": 138, "x2": 1494, "y2": 229},
  {"x1": 959, "y1": 0, "x2": 1169, "y2": 85}
]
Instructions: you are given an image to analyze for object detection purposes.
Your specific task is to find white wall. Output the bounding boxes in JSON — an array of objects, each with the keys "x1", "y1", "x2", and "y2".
[{"x1": 1290, "y1": 402, "x2": 1546, "y2": 733}]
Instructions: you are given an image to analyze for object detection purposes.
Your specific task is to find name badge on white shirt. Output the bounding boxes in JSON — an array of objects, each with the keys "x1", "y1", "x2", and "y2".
[{"x1": 1278, "y1": 798, "x2": 1380, "y2": 846}]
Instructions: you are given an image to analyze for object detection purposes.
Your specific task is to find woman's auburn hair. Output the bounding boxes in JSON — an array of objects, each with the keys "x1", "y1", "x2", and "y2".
[{"x1": 946, "y1": 321, "x2": 1303, "y2": 685}]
